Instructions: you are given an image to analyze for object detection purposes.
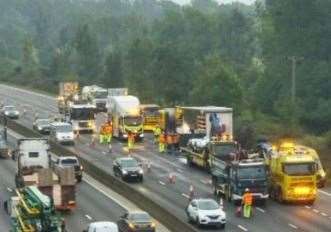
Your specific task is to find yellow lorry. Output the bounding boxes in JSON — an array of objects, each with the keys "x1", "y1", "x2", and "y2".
[
  {"x1": 269, "y1": 153, "x2": 317, "y2": 204},
  {"x1": 277, "y1": 142, "x2": 326, "y2": 188},
  {"x1": 140, "y1": 104, "x2": 160, "y2": 131}
]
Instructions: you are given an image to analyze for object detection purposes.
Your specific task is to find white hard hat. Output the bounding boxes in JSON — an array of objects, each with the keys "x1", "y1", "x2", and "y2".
[{"x1": 245, "y1": 188, "x2": 249, "y2": 192}]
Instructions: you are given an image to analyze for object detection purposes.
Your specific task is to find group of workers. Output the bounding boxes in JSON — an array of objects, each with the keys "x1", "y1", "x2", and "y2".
[
  {"x1": 99, "y1": 118, "x2": 136, "y2": 152},
  {"x1": 153, "y1": 125, "x2": 180, "y2": 154}
]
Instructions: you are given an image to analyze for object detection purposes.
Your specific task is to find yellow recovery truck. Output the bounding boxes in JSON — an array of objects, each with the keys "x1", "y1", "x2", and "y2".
[
  {"x1": 140, "y1": 104, "x2": 160, "y2": 131},
  {"x1": 269, "y1": 152, "x2": 317, "y2": 204}
]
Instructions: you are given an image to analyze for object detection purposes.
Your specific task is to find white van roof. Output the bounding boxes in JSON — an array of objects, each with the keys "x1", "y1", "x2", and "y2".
[{"x1": 89, "y1": 222, "x2": 118, "y2": 232}]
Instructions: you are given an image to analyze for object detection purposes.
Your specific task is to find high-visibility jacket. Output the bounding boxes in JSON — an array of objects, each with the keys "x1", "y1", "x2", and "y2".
[
  {"x1": 159, "y1": 134, "x2": 166, "y2": 143},
  {"x1": 243, "y1": 192, "x2": 253, "y2": 205},
  {"x1": 154, "y1": 127, "x2": 161, "y2": 136},
  {"x1": 104, "y1": 124, "x2": 112, "y2": 134},
  {"x1": 128, "y1": 133, "x2": 135, "y2": 142},
  {"x1": 100, "y1": 125, "x2": 107, "y2": 135}
]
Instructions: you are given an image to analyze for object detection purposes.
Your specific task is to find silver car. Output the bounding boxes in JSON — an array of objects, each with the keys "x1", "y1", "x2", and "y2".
[{"x1": 2, "y1": 105, "x2": 19, "y2": 119}]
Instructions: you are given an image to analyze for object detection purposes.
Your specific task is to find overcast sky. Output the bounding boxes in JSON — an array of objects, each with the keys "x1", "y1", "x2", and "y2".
[{"x1": 172, "y1": 0, "x2": 255, "y2": 5}]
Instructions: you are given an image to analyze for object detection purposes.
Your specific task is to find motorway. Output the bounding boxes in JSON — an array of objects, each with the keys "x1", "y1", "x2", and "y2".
[
  {"x1": 0, "y1": 129, "x2": 171, "y2": 231},
  {"x1": 1, "y1": 84, "x2": 331, "y2": 232}
]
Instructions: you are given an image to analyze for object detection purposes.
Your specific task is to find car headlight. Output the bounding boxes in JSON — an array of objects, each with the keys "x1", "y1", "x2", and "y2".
[
  {"x1": 139, "y1": 133, "x2": 144, "y2": 138},
  {"x1": 122, "y1": 170, "x2": 128, "y2": 175},
  {"x1": 139, "y1": 169, "x2": 144, "y2": 174},
  {"x1": 123, "y1": 134, "x2": 128, "y2": 138},
  {"x1": 38, "y1": 126, "x2": 42, "y2": 130}
]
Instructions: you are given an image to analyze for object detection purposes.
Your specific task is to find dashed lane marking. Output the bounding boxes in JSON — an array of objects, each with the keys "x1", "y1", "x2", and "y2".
[
  {"x1": 237, "y1": 225, "x2": 248, "y2": 231},
  {"x1": 321, "y1": 212, "x2": 327, "y2": 217},
  {"x1": 318, "y1": 189, "x2": 331, "y2": 197},
  {"x1": 85, "y1": 215, "x2": 93, "y2": 220},
  {"x1": 6, "y1": 187, "x2": 12, "y2": 192},
  {"x1": 288, "y1": 223, "x2": 298, "y2": 230},
  {"x1": 256, "y1": 207, "x2": 265, "y2": 213},
  {"x1": 181, "y1": 193, "x2": 190, "y2": 199},
  {"x1": 313, "y1": 209, "x2": 320, "y2": 214},
  {"x1": 159, "y1": 181, "x2": 166, "y2": 186},
  {"x1": 305, "y1": 205, "x2": 311, "y2": 209}
]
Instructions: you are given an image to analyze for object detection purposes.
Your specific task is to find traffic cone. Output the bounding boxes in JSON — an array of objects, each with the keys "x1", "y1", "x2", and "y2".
[
  {"x1": 75, "y1": 130, "x2": 80, "y2": 140},
  {"x1": 90, "y1": 134, "x2": 96, "y2": 148},
  {"x1": 220, "y1": 197, "x2": 224, "y2": 210},
  {"x1": 168, "y1": 173, "x2": 176, "y2": 184},
  {"x1": 189, "y1": 184, "x2": 194, "y2": 200},
  {"x1": 147, "y1": 161, "x2": 151, "y2": 173}
]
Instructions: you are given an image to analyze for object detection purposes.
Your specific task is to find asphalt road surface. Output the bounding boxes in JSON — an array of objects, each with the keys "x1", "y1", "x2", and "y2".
[
  {"x1": 0, "y1": 84, "x2": 331, "y2": 232},
  {"x1": 1, "y1": 130, "x2": 169, "y2": 232}
]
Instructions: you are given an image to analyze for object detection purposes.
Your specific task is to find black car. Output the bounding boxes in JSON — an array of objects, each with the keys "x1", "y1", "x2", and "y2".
[
  {"x1": 33, "y1": 118, "x2": 51, "y2": 134},
  {"x1": 117, "y1": 211, "x2": 155, "y2": 232},
  {"x1": 113, "y1": 157, "x2": 143, "y2": 182}
]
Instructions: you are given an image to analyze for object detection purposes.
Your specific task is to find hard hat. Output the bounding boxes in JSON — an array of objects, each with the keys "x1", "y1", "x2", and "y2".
[{"x1": 245, "y1": 188, "x2": 249, "y2": 192}]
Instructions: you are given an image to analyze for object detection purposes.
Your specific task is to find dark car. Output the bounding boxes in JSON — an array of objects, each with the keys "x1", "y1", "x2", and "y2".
[
  {"x1": 117, "y1": 211, "x2": 155, "y2": 232},
  {"x1": 113, "y1": 157, "x2": 143, "y2": 182},
  {"x1": 33, "y1": 118, "x2": 51, "y2": 134}
]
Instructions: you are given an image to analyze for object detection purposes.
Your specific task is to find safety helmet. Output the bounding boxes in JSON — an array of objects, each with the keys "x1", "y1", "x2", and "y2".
[{"x1": 245, "y1": 188, "x2": 249, "y2": 192}]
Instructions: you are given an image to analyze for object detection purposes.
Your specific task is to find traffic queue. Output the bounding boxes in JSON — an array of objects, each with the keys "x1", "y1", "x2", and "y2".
[{"x1": 0, "y1": 82, "x2": 327, "y2": 231}]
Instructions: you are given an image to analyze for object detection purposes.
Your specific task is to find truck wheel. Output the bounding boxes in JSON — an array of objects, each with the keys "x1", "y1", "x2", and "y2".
[{"x1": 276, "y1": 187, "x2": 283, "y2": 203}]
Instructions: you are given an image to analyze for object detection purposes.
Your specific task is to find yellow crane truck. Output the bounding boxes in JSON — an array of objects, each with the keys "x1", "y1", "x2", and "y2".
[{"x1": 269, "y1": 153, "x2": 317, "y2": 204}]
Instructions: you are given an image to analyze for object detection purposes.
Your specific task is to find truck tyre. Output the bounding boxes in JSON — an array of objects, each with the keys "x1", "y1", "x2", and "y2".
[
  {"x1": 307, "y1": 200, "x2": 315, "y2": 205},
  {"x1": 276, "y1": 187, "x2": 283, "y2": 203},
  {"x1": 76, "y1": 176, "x2": 82, "y2": 183}
]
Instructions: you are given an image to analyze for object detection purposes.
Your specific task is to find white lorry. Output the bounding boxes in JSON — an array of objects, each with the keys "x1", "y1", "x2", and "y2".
[
  {"x1": 82, "y1": 85, "x2": 109, "y2": 112},
  {"x1": 108, "y1": 95, "x2": 144, "y2": 140},
  {"x1": 14, "y1": 138, "x2": 76, "y2": 211}
]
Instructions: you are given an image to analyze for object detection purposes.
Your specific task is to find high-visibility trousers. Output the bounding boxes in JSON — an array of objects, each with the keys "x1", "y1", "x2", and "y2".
[
  {"x1": 99, "y1": 134, "x2": 106, "y2": 144},
  {"x1": 105, "y1": 134, "x2": 112, "y2": 143},
  {"x1": 128, "y1": 140, "x2": 134, "y2": 150},
  {"x1": 243, "y1": 204, "x2": 252, "y2": 218},
  {"x1": 159, "y1": 142, "x2": 165, "y2": 153},
  {"x1": 154, "y1": 135, "x2": 159, "y2": 144}
]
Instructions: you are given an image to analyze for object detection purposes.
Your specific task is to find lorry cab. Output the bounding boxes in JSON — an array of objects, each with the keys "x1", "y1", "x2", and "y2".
[
  {"x1": 140, "y1": 104, "x2": 160, "y2": 131},
  {"x1": 270, "y1": 154, "x2": 317, "y2": 204},
  {"x1": 68, "y1": 104, "x2": 96, "y2": 133},
  {"x1": 211, "y1": 158, "x2": 269, "y2": 205},
  {"x1": 50, "y1": 122, "x2": 75, "y2": 145}
]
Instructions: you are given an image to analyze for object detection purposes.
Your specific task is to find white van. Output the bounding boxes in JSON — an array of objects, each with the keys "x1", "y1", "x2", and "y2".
[
  {"x1": 50, "y1": 122, "x2": 75, "y2": 145},
  {"x1": 83, "y1": 221, "x2": 118, "y2": 232}
]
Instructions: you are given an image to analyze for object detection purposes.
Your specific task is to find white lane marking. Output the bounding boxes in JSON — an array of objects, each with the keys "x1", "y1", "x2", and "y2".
[
  {"x1": 200, "y1": 179, "x2": 209, "y2": 185},
  {"x1": 159, "y1": 181, "x2": 166, "y2": 186},
  {"x1": 177, "y1": 168, "x2": 184, "y2": 173},
  {"x1": 6, "y1": 187, "x2": 13, "y2": 192},
  {"x1": 288, "y1": 223, "x2": 298, "y2": 229},
  {"x1": 181, "y1": 193, "x2": 190, "y2": 199},
  {"x1": 313, "y1": 209, "x2": 319, "y2": 213},
  {"x1": 237, "y1": 225, "x2": 248, "y2": 231},
  {"x1": 305, "y1": 205, "x2": 311, "y2": 209},
  {"x1": 321, "y1": 212, "x2": 327, "y2": 217},
  {"x1": 318, "y1": 189, "x2": 331, "y2": 197},
  {"x1": 85, "y1": 214, "x2": 93, "y2": 220},
  {"x1": 256, "y1": 207, "x2": 265, "y2": 213}
]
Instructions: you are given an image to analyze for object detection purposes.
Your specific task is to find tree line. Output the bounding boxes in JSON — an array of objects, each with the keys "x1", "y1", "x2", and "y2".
[{"x1": 1, "y1": 0, "x2": 331, "y2": 152}]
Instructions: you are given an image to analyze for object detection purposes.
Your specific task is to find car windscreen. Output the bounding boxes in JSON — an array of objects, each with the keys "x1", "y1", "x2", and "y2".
[
  {"x1": 214, "y1": 144, "x2": 237, "y2": 159},
  {"x1": 37, "y1": 119, "x2": 50, "y2": 125},
  {"x1": 4, "y1": 106, "x2": 15, "y2": 111},
  {"x1": 283, "y1": 162, "x2": 315, "y2": 176},
  {"x1": 130, "y1": 213, "x2": 151, "y2": 222},
  {"x1": 124, "y1": 116, "x2": 142, "y2": 126},
  {"x1": 237, "y1": 166, "x2": 266, "y2": 179},
  {"x1": 70, "y1": 108, "x2": 95, "y2": 120},
  {"x1": 120, "y1": 159, "x2": 138, "y2": 168},
  {"x1": 94, "y1": 91, "x2": 108, "y2": 99},
  {"x1": 61, "y1": 158, "x2": 78, "y2": 165},
  {"x1": 198, "y1": 200, "x2": 219, "y2": 210},
  {"x1": 56, "y1": 125, "x2": 73, "y2": 133}
]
